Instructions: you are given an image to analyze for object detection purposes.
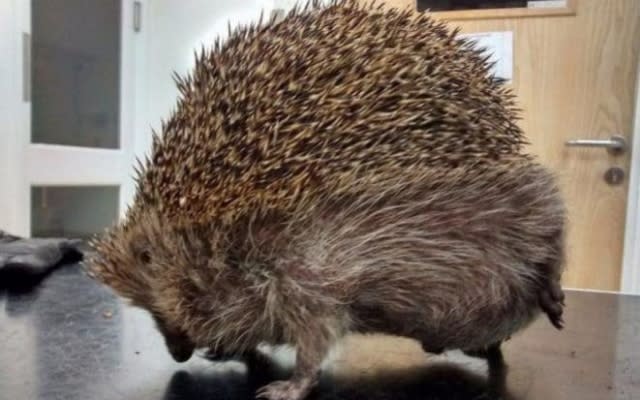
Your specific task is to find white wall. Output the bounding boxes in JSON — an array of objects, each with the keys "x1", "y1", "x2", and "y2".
[
  {"x1": 0, "y1": 0, "x2": 15, "y2": 231},
  {"x1": 0, "y1": 0, "x2": 26, "y2": 235},
  {"x1": 137, "y1": 0, "x2": 275, "y2": 158}
]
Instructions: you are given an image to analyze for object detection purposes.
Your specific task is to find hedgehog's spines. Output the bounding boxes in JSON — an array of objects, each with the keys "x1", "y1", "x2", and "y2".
[
  {"x1": 227, "y1": 18, "x2": 234, "y2": 39},
  {"x1": 172, "y1": 71, "x2": 190, "y2": 96},
  {"x1": 289, "y1": 1, "x2": 300, "y2": 17},
  {"x1": 132, "y1": 156, "x2": 145, "y2": 181},
  {"x1": 305, "y1": 0, "x2": 319, "y2": 12},
  {"x1": 129, "y1": 0, "x2": 527, "y2": 225},
  {"x1": 150, "y1": 128, "x2": 162, "y2": 154},
  {"x1": 257, "y1": 8, "x2": 265, "y2": 28}
]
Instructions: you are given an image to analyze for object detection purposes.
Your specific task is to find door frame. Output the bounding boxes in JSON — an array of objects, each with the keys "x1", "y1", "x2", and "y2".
[
  {"x1": 622, "y1": 52, "x2": 640, "y2": 295},
  {"x1": 1, "y1": 0, "x2": 142, "y2": 237}
]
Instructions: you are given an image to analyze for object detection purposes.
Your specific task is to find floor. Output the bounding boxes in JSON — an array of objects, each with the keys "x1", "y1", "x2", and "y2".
[{"x1": 0, "y1": 263, "x2": 638, "y2": 400}]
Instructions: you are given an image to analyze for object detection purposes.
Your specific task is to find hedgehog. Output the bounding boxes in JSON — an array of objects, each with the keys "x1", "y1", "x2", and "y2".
[{"x1": 88, "y1": 1, "x2": 567, "y2": 399}]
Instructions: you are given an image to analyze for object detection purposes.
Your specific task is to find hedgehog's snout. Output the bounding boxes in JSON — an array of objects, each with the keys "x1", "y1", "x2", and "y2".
[
  {"x1": 153, "y1": 315, "x2": 195, "y2": 363},
  {"x1": 165, "y1": 333, "x2": 195, "y2": 363}
]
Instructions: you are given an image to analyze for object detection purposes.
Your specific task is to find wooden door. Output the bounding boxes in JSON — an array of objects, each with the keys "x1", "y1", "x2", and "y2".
[{"x1": 382, "y1": 0, "x2": 640, "y2": 291}]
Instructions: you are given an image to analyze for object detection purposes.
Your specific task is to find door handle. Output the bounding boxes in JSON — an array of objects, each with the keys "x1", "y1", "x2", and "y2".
[{"x1": 565, "y1": 135, "x2": 626, "y2": 155}]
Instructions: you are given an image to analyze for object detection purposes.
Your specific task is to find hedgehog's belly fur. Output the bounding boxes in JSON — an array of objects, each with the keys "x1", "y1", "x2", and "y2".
[
  {"x1": 334, "y1": 208, "x2": 553, "y2": 351},
  {"x1": 179, "y1": 160, "x2": 565, "y2": 355},
  {"x1": 349, "y1": 272, "x2": 542, "y2": 351},
  {"x1": 329, "y1": 164, "x2": 563, "y2": 351}
]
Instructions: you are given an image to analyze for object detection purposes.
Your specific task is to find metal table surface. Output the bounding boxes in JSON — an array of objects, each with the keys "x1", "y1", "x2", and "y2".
[{"x1": 0, "y1": 263, "x2": 637, "y2": 400}]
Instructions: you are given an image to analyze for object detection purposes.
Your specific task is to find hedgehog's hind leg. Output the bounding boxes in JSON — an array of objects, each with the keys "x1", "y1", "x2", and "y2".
[
  {"x1": 486, "y1": 343, "x2": 508, "y2": 399},
  {"x1": 202, "y1": 347, "x2": 271, "y2": 372},
  {"x1": 464, "y1": 342, "x2": 507, "y2": 398},
  {"x1": 463, "y1": 342, "x2": 504, "y2": 367},
  {"x1": 539, "y1": 278, "x2": 565, "y2": 330},
  {"x1": 420, "y1": 342, "x2": 444, "y2": 355},
  {"x1": 255, "y1": 315, "x2": 333, "y2": 400},
  {"x1": 255, "y1": 342, "x2": 326, "y2": 400}
]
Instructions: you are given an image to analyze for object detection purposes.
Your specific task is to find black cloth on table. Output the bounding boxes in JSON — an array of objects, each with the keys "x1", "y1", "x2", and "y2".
[{"x1": 0, "y1": 230, "x2": 83, "y2": 290}]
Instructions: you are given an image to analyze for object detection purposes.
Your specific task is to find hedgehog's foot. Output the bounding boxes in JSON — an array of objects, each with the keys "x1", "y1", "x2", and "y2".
[
  {"x1": 255, "y1": 377, "x2": 315, "y2": 400},
  {"x1": 539, "y1": 279, "x2": 565, "y2": 330},
  {"x1": 202, "y1": 347, "x2": 264, "y2": 365},
  {"x1": 242, "y1": 348, "x2": 272, "y2": 369},
  {"x1": 202, "y1": 347, "x2": 233, "y2": 361},
  {"x1": 485, "y1": 343, "x2": 505, "y2": 374},
  {"x1": 486, "y1": 344, "x2": 507, "y2": 399},
  {"x1": 463, "y1": 342, "x2": 504, "y2": 366},
  {"x1": 255, "y1": 328, "x2": 327, "y2": 400}
]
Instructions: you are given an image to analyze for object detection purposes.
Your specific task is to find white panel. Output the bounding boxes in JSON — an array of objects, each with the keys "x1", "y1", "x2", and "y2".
[
  {"x1": 26, "y1": 145, "x2": 128, "y2": 185},
  {"x1": 527, "y1": 1, "x2": 567, "y2": 8},
  {"x1": 459, "y1": 31, "x2": 514, "y2": 82}
]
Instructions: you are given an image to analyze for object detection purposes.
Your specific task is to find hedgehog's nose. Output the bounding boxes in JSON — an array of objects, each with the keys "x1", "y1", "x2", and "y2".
[
  {"x1": 153, "y1": 316, "x2": 195, "y2": 363},
  {"x1": 166, "y1": 336, "x2": 195, "y2": 363},
  {"x1": 167, "y1": 344, "x2": 194, "y2": 362},
  {"x1": 160, "y1": 329, "x2": 195, "y2": 363}
]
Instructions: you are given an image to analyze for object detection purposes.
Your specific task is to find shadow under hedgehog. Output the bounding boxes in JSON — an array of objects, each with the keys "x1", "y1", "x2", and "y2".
[{"x1": 87, "y1": 1, "x2": 566, "y2": 399}]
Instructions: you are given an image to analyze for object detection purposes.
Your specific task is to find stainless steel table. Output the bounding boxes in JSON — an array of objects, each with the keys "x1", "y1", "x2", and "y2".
[{"x1": 0, "y1": 264, "x2": 637, "y2": 400}]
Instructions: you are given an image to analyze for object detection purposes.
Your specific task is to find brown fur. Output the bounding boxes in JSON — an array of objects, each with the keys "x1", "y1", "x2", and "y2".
[{"x1": 88, "y1": 2, "x2": 566, "y2": 399}]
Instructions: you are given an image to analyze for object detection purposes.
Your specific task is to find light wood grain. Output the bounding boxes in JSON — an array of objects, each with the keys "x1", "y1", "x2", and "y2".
[{"x1": 381, "y1": 0, "x2": 640, "y2": 291}]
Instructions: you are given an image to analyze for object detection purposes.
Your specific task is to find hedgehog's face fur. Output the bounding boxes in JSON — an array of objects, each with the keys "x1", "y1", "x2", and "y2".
[{"x1": 88, "y1": 208, "x2": 220, "y2": 363}]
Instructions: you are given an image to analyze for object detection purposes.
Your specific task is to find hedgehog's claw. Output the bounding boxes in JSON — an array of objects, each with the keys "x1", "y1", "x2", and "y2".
[
  {"x1": 201, "y1": 348, "x2": 230, "y2": 361},
  {"x1": 549, "y1": 279, "x2": 566, "y2": 306},
  {"x1": 256, "y1": 378, "x2": 314, "y2": 400},
  {"x1": 539, "y1": 281, "x2": 565, "y2": 329}
]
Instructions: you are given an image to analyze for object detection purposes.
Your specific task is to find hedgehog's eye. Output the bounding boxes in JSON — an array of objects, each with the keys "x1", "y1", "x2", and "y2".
[{"x1": 140, "y1": 250, "x2": 152, "y2": 264}]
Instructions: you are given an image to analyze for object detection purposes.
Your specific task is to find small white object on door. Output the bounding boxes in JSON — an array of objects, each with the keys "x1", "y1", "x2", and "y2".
[
  {"x1": 527, "y1": 1, "x2": 568, "y2": 8},
  {"x1": 458, "y1": 31, "x2": 514, "y2": 83}
]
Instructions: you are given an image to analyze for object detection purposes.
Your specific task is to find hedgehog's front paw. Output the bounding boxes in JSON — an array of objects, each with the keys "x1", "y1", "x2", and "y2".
[
  {"x1": 255, "y1": 378, "x2": 313, "y2": 400},
  {"x1": 202, "y1": 348, "x2": 226, "y2": 361}
]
